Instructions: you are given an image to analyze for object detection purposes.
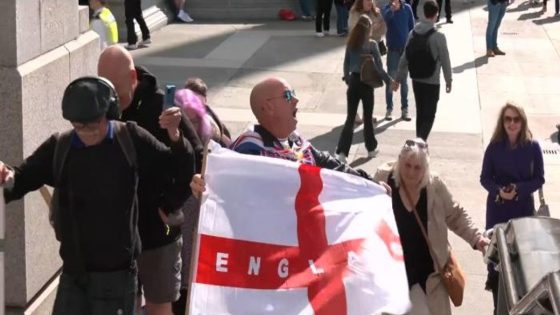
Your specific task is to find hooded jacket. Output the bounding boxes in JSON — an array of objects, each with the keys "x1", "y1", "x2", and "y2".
[
  {"x1": 121, "y1": 66, "x2": 201, "y2": 250},
  {"x1": 396, "y1": 20, "x2": 452, "y2": 86}
]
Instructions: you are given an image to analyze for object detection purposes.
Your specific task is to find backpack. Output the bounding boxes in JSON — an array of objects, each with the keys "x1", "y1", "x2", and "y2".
[
  {"x1": 360, "y1": 40, "x2": 384, "y2": 88},
  {"x1": 406, "y1": 28, "x2": 437, "y2": 79},
  {"x1": 41, "y1": 121, "x2": 138, "y2": 241}
]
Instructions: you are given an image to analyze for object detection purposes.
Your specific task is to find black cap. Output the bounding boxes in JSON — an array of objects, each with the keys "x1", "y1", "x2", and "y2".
[{"x1": 62, "y1": 77, "x2": 113, "y2": 123}]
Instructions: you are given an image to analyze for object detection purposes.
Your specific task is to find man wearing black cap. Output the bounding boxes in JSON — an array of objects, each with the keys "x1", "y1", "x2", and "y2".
[{"x1": 0, "y1": 76, "x2": 194, "y2": 315}]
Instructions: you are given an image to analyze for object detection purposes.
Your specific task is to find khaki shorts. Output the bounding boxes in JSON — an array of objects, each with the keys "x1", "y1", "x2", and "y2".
[{"x1": 138, "y1": 238, "x2": 182, "y2": 304}]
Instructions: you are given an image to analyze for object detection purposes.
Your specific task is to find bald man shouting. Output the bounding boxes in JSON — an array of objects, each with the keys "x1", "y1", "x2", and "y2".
[
  {"x1": 98, "y1": 45, "x2": 202, "y2": 315},
  {"x1": 190, "y1": 77, "x2": 387, "y2": 197}
]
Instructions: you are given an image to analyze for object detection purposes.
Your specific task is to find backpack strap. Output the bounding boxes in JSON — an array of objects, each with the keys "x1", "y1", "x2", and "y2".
[
  {"x1": 113, "y1": 121, "x2": 138, "y2": 170},
  {"x1": 52, "y1": 130, "x2": 74, "y2": 185}
]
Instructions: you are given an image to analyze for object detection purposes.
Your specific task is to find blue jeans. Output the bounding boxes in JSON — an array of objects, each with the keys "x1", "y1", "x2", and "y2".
[
  {"x1": 335, "y1": 4, "x2": 349, "y2": 34},
  {"x1": 300, "y1": 0, "x2": 313, "y2": 16},
  {"x1": 385, "y1": 49, "x2": 408, "y2": 111},
  {"x1": 486, "y1": 1, "x2": 507, "y2": 50}
]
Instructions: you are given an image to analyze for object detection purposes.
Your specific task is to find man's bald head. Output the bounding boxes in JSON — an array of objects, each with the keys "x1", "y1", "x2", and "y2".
[
  {"x1": 98, "y1": 45, "x2": 137, "y2": 110},
  {"x1": 249, "y1": 77, "x2": 298, "y2": 139}
]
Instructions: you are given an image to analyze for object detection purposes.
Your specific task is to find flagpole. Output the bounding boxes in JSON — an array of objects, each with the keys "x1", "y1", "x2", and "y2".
[
  {"x1": 0, "y1": 188, "x2": 6, "y2": 315},
  {"x1": 185, "y1": 141, "x2": 209, "y2": 315}
]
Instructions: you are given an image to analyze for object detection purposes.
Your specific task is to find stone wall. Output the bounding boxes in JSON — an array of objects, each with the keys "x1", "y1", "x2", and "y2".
[{"x1": 0, "y1": 2, "x2": 99, "y2": 314}]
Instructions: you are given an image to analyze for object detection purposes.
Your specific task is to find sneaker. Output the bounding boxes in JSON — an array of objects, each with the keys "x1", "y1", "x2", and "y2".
[
  {"x1": 301, "y1": 15, "x2": 313, "y2": 21},
  {"x1": 385, "y1": 110, "x2": 393, "y2": 121},
  {"x1": 493, "y1": 48, "x2": 506, "y2": 55},
  {"x1": 367, "y1": 149, "x2": 379, "y2": 158},
  {"x1": 139, "y1": 38, "x2": 152, "y2": 47},
  {"x1": 323, "y1": 30, "x2": 330, "y2": 36},
  {"x1": 336, "y1": 153, "x2": 347, "y2": 163},
  {"x1": 446, "y1": 18, "x2": 454, "y2": 23},
  {"x1": 401, "y1": 109, "x2": 412, "y2": 121},
  {"x1": 337, "y1": 31, "x2": 348, "y2": 37},
  {"x1": 178, "y1": 10, "x2": 194, "y2": 23},
  {"x1": 315, "y1": 32, "x2": 324, "y2": 38},
  {"x1": 486, "y1": 49, "x2": 495, "y2": 57},
  {"x1": 125, "y1": 43, "x2": 138, "y2": 50}
]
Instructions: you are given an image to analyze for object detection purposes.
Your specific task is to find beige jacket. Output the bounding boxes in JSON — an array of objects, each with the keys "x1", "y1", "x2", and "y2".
[
  {"x1": 348, "y1": 9, "x2": 387, "y2": 42},
  {"x1": 374, "y1": 162, "x2": 483, "y2": 315}
]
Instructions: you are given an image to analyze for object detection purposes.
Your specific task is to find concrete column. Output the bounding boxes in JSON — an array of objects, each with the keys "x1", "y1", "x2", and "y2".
[{"x1": 0, "y1": 2, "x2": 99, "y2": 314}]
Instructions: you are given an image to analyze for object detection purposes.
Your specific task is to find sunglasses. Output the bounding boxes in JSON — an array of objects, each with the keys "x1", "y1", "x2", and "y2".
[
  {"x1": 503, "y1": 115, "x2": 521, "y2": 124},
  {"x1": 404, "y1": 139, "x2": 428, "y2": 149},
  {"x1": 268, "y1": 90, "x2": 296, "y2": 103}
]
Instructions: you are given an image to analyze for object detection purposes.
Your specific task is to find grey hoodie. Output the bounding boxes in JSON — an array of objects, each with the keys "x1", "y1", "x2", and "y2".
[{"x1": 396, "y1": 20, "x2": 452, "y2": 86}]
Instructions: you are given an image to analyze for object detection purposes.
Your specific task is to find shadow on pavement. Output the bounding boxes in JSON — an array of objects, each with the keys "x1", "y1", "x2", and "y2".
[
  {"x1": 453, "y1": 55, "x2": 490, "y2": 73},
  {"x1": 349, "y1": 156, "x2": 374, "y2": 168},
  {"x1": 507, "y1": 1, "x2": 534, "y2": 12},
  {"x1": 518, "y1": 9, "x2": 546, "y2": 19},
  {"x1": 532, "y1": 14, "x2": 560, "y2": 24}
]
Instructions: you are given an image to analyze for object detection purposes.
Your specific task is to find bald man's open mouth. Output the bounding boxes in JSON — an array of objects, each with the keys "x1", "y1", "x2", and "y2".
[{"x1": 293, "y1": 108, "x2": 298, "y2": 118}]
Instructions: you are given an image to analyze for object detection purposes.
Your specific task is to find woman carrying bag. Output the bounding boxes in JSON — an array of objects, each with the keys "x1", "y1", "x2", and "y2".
[
  {"x1": 374, "y1": 138, "x2": 489, "y2": 315},
  {"x1": 480, "y1": 102, "x2": 545, "y2": 315},
  {"x1": 336, "y1": 14, "x2": 391, "y2": 162}
]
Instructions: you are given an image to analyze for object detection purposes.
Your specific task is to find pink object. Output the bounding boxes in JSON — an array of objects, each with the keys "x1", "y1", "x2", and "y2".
[{"x1": 174, "y1": 88, "x2": 212, "y2": 143}]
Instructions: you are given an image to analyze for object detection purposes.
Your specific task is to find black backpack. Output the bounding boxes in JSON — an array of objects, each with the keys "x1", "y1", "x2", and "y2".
[{"x1": 406, "y1": 29, "x2": 437, "y2": 79}]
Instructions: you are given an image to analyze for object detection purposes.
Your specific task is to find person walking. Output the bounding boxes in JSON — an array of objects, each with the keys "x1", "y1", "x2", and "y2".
[
  {"x1": 316, "y1": 0, "x2": 334, "y2": 37},
  {"x1": 0, "y1": 76, "x2": 193, "y2": 315},
  {"x1": 382, "y1": 0, "x2": 415, "y2": 121},
  {"x1": 393, "y1": 0, "x2": 452, "y2": 141},
  {"x1": 485, "y1": 0, "x2": 508, "y2": 57},
  {"x1": 336, "y1": 15, "x2": 392, "y2": 162},
  {"x1": 374, "y1": 138, "x2": 489, "y2": 315},
  {"x1": 98, "y1": 46, "x2": 203, "y2": 315},
  {"x1": 335, "y1": 0, "x2": 350, "y2": 36},
  {"x1": 173, "y1": 0, "x2": 194, "y2": 22},
  {"x1": 124, "y1": 0, "x2": 151, "y2": 50},
  {"x1": 480, "y1": 102, "x2": 544, "y2": 315},
  {"x1": 299, "y1": 0, "x2": 315, "y2": 19},
  {"x1": 436, "y1": 0, "x2": 453, "y2": 23}
]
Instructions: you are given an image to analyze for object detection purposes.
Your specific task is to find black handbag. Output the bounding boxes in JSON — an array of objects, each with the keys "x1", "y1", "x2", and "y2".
[{"x1": 378, "y1": 39, "x2": 387, "y2": 56}]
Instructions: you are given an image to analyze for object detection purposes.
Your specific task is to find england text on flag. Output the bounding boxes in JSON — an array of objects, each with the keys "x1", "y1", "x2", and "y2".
[{"x1": 189, "y1": 146, "x2": 410, "y2": 315}]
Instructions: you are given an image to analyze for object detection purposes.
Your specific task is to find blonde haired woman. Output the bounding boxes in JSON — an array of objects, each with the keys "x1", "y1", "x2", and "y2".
[
  {"x1": 374, "y1": 138, "x2": 489, "y2": 315},
  {"x1": 481, "y1": 102, "x2": 544, "y2": 314}
]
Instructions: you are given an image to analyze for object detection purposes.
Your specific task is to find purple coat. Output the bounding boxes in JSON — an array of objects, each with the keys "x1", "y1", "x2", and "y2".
[{"x1": 480, "y1": 139, "x2": 544, "y2": 229}]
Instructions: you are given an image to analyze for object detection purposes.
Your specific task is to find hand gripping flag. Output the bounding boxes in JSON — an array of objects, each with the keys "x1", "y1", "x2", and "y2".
[{"x1": 189, "y1": 146, "x2": 410, "y2": 315}]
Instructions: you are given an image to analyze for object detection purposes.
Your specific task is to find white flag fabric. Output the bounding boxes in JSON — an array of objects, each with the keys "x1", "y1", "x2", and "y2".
[{"x1": 189, "y1": 146, "x2": 410, "y2": 315}]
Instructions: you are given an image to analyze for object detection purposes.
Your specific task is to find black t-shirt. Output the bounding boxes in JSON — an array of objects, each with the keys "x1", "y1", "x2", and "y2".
[{"x1": 388, "y1": 173, "x2": 434, "y2": 292}]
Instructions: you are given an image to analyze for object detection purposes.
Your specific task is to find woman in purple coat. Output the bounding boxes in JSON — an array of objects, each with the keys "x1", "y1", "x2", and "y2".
[{"x1": 480, "y1": 102, "x2": 544, "y2": 315}]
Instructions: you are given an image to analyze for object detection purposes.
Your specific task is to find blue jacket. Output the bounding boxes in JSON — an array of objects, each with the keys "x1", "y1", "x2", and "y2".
[{"x1": 382, "y1": 2, "x2": 415, "y2": 51}]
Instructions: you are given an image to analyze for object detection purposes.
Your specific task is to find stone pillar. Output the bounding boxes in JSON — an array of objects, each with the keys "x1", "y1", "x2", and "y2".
[
  {"x1": 105, "y1": 0, "x2": 169, "y2": 44},
  {"x1": 0, "y1": 1, "x2": 99, "y2": 314}
]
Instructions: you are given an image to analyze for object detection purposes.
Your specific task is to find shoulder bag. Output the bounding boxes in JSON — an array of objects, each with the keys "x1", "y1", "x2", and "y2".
[{"x1": 402, "y1": 184, "x2": 466, "y2": 307}]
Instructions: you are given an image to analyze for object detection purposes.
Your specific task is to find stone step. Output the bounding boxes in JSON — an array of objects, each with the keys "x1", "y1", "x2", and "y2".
[{"x1": 186, "y1": 0, "x2": 302, "y2": 20}]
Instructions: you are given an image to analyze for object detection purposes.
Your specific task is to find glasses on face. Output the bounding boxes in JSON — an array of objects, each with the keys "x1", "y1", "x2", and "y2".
[
  {"x1": 503, "y1": 115, "x2": 521, "y2": 124},
  {"x1": 267, "y1": 90, "x2": 296, "y2": 103},
  {"x1": 73, "y1": 118, "x2": 103, "y2": 133}
]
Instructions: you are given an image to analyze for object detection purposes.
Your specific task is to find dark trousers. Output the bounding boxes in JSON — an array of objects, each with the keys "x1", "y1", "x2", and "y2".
[
  {"x1": 125, "y1": 0, "x2": 151, "y2": 45},
  {"x1": 315, "y1": 0, "x2": 333, "y2": 32},
  {"x1": 437, "y1": 0, "x2": 452, "y2": 20},
  {"x1": 410, "y1": 0, "x2": 419, "y2": 18},
  {"x1": 52, "y1": 270, "x2": 137, "y2": 315},
  {"x1": 412, "y1": 81, "x2": 440, "y2": 141},
  {"x1": 336, "y1": 74, "x2": 377, "y2": 156}
]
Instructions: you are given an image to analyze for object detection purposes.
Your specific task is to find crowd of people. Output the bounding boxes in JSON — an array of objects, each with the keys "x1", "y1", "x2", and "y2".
[{"x1": 1, "y1": 1, "x2": 552, "y2": 315}]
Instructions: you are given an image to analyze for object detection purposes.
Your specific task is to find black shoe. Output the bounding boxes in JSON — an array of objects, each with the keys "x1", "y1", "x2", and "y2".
[{"x1": 447, "y1": 18, "x2": 454, "y2": 23}]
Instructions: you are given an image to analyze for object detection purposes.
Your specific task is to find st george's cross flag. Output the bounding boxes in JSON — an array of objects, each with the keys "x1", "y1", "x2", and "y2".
[{"x1": 189, "y1": 145, "x2": 410, "y2": 315}]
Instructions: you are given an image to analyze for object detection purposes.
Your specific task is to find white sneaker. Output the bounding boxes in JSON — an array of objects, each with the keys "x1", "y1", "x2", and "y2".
[
  {"x1": 178, "y1": 10, "x2": 194, "y2": 22},
  {"x1": 139, "y1": 38, "x2": 151, "y2": 47},
  {"x1": 323, "y1": 30, "x2": 330, "y2": 36},
  {"x1": 125, "y1": 43, "x2": 138, "y2": 50},
  {"x1": 315, "y1": 32, "x2": 324, "y2": 38},
  {"x1": 385, "y1": 110, "x2": 393, "y2": 121},
  {"x1": 368, "y1": 149, "x2": 379, "y2": 158},
  {"x1": 336, "y1": 153, "x2": 347, "y2": 163}
]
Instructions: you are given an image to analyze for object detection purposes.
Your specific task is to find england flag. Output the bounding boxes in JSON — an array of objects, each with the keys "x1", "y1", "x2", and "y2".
[{"x1": 189, "y1": 146, "x2": 410, "y2": 315}]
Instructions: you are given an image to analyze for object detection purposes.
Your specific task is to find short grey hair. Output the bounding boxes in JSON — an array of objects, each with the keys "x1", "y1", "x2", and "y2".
[{"x1": 392, "y1": 138, "x2": 431, "y2": 188}]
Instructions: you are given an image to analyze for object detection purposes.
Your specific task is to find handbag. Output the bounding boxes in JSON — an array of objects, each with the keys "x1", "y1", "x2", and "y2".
[
  {"x1": 536, "y1": 188, "x2": 550, "y2": 216},
  {"x1": 402, "y1": 184, "x2": 466, "y2": 307},
  {"x1": 378, "y1": 39, "x2": 387, "y2": 56},
  {"x1": 360, "y1": 41, "x2": 384, "y2": 88}
]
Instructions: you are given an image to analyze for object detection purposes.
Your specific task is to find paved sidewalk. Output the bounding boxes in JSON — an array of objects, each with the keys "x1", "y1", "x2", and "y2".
[{"x1": 130, "y1": 2, "x2": 560, "y2": 313}]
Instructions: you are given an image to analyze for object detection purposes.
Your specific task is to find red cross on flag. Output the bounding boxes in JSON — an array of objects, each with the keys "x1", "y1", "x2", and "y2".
[{"x1": 189, "y1": 146, "x2": 410, "y2": 315}]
